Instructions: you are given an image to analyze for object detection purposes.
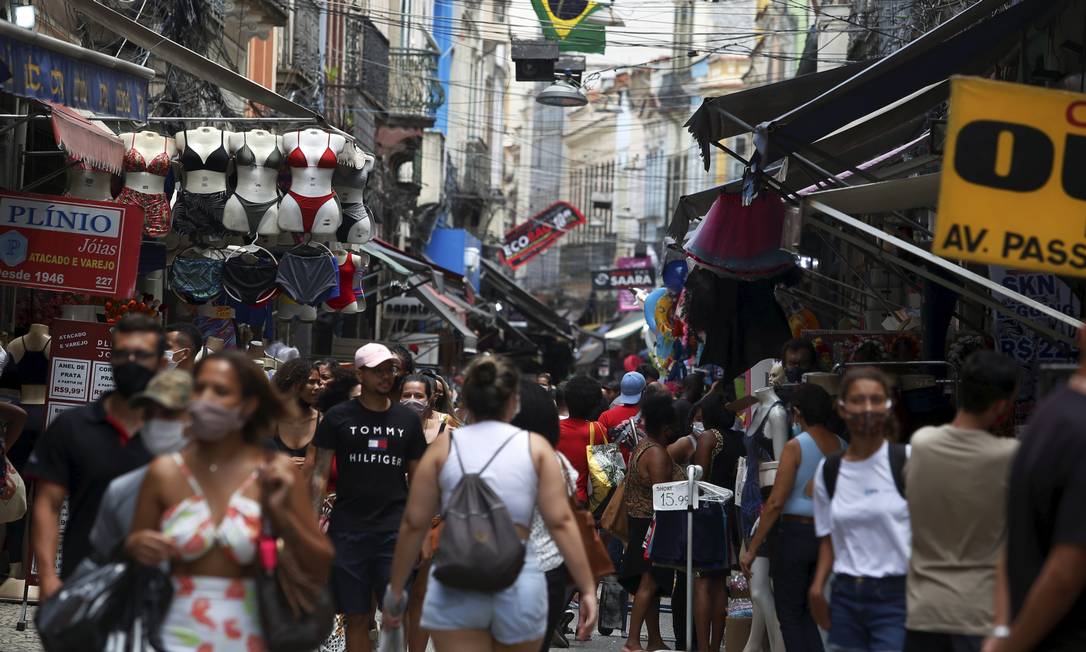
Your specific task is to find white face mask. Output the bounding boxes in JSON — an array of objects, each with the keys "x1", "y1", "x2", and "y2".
[
  {"x1": 691, "y1": 421, "x2": 705, "y2": 434},
  {"x1": 142, "y1": 419, "x2": 187, "y2": 455},
  {"x1": 164, "y1": 348, "x2": 188, "y2": 370}
]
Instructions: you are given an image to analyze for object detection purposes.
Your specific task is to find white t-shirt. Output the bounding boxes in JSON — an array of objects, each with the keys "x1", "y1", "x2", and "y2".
[{"x1": 813, "y1": 441, "x2": 911, "y2": 578}]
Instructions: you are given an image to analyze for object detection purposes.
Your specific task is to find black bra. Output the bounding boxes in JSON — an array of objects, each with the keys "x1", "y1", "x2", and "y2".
[
  {"x1": 179, "y1": 129, "x2": 230, "y2": 173},
  {"x1": 235, "y1": 132, "x2": 284, "y2": 169}
]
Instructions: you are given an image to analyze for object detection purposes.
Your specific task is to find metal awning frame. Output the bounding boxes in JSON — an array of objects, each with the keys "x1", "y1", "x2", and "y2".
[{"x1": 804, "y1": 206, "x2": 1079, "y2": 348}]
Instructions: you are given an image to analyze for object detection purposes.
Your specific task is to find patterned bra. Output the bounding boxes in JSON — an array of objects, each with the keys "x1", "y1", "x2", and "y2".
[
  {"x1": 160, "y1": 452, "x2": 261, "y2": 565},
  {"x1": 123, "y1": 135, "x2": 171, "y2": 176}
]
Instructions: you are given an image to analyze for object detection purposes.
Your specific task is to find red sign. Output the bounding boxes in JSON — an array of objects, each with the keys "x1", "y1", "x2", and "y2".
[
  {"x1": 0, "y1": 190, "x2": 143, "y2": 297},
  {"x1": 45, "y1": 319, "x2": 114, "y2": 427},
  {"x1": 500, "y1": 201, "x2": 586, "y2": 269}
]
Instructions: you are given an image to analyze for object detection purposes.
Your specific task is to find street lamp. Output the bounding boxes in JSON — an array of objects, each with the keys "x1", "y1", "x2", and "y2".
[{"x1": 536, "y1": 75, "x2": 587, "y2": 107}]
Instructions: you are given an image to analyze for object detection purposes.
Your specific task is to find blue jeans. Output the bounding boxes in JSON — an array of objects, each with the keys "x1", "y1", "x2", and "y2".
[{"x1": 828, "y1": 575, "x2": 907, "y2": 652}]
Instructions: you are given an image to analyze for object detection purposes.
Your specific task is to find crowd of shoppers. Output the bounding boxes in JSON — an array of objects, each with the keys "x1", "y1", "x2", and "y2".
[{"x1": 7, "y1": 313, "x2": 1086, "y2": 652}]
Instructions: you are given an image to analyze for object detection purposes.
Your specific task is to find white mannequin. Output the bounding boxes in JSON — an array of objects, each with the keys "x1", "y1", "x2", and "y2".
[
  {"x1": 65, "y1": 164, "x2": 113, "y2": 201},
  {"x1": 6, "y1": 323, "x2": 51, "y2": 406},
  {"x1": 224, "y1": 130, "x2": 283, "y2": 237},
  {"x1": 277, "y1": 295, "x2": 316, "y2": 358},
  {"x1": 118, "y1": 131, "x2": 175, "y2": 195},
  {"x1": 278, "y1": 128, "x2": 345, "y2": 235},
  {"x1": 743, "y1": 384, "x2": 789, "y2": 652},
  {"x1": 320, "y1": 249, "x2": 365, "y2": 314},
  {"x1": 174, "y1": 127, "x2": 230, "y2": 193}
]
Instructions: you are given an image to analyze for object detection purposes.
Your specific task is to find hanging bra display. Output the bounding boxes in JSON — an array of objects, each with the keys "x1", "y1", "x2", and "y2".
[
  {"x1": 169, "y1": 249, "x2": 225, "y2": 304},
  {"x1": 336, "y1": 202, "x2": 373, "y2": 244},
  {"x1": 284, "y1": 131, "x2": 339, "y2": 233},
  {"x1": 222, "y1": 248, "x2": 280, "y2": 305},
  {"x1": 173, "y1": 130, "x2": 231, "y2": 239},
  {"x1": 324, "y1": 254, "x2": 361, "y2": 311},
  {"x1": 275, "y1": 245, "x2": 340, "y2": 306},
  {"x1": 230, "y1": 132, "x2": 284, "y2": 239}
]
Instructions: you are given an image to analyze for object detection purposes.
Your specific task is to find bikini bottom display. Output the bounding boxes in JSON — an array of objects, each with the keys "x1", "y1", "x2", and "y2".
[
  {"x1": 276, "y1": 247, "x2": 339, "y2": 306},
  {"x1": 229, "y1": 194, "x2": 279, "y2": 239},
  {"x1": 286, "y1": 190, "x2": 337, "y2": 233},
  {"x1": 116, "y1": 187, "x2": 171, "y2": 238},
  {"x1": 221, "y1": 252, "x2": 279, "y2": 305},
  {"x1": 169, "y1": 255, "x2": 223, "y2": 304},
  {"x1": 336, "y1": 201, "x2": 373, "y2": 244},
  {"x1": 173, "y1": 190, "x2": 228, "y2": 239}
]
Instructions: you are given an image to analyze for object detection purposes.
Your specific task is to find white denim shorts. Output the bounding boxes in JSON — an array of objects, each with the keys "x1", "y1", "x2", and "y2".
[{"x1": 420, "y1": 553, "x2": 547, "y2": 645}]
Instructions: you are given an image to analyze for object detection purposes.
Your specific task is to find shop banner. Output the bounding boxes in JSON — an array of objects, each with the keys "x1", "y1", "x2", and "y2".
[
  {"x1": 45, "y1": 319, "x2": 113, "y2": 427},
  {"x1": 616, "y1": 256, "x2": 653, "y2": 312},
  {"x1": 0, "y1": 190, "x2": 143, "y2": 297},
  {"x1": 383, "y1": 296, "x2": 432, "y2": 320},
  {"x1": 591, "y1": 266, "x2": 656, "y2": 291},
  {"x1": 990, "y1": 267, "x2": 1079, "y2": 433},
  {"x1": 0, "y1": 33, "x2": 148, "y2": 120},
  {"x1": 935, "y1": 77, "x2": 1086, "y2": 277},
  {"x1": 500, "y1": 201, "x2": 586, "y2": 270}
]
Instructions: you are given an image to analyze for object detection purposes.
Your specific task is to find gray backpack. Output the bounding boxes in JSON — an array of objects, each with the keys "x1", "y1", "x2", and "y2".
[{"x1": 433, "y1": 431, "x2": 527, "y2": 591}]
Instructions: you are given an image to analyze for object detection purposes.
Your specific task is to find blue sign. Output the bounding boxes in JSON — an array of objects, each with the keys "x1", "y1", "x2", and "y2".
[{"x1": 0, "y1": 32, "x2": 148, "y2": 120}]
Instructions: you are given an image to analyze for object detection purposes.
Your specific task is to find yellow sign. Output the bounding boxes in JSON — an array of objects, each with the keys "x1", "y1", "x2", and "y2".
[{"x1": 935, "y1": 77, "x2": 1086, "y2": 276}]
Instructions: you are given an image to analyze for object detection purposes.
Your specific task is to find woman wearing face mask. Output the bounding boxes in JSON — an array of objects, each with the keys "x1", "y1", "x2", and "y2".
[
  {"x1": 741, "y1": 384, "x2": 843, "y2": 652},
  {"x1": 272, "y1": 358, "x2": 322, "y2": 479},
  {"x1": 809, "y1": 368, "x2": 910, "y2": 652},
  {"x1": 400, "y1": 373, "x2": 461, "y2": 444},
  {"x1": 126, "y1": 351, "x2": 334, "y2": 652}
]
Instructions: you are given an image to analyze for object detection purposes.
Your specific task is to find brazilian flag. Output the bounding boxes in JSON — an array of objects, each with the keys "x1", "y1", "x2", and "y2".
[{"x1": 531, "y1": 0, "x2": 606, "y2": 54}]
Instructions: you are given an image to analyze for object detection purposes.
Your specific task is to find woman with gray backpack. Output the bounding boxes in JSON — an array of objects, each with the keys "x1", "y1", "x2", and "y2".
[{"x1": 381, "y1": 355, "x2": 599, "y2": 651}]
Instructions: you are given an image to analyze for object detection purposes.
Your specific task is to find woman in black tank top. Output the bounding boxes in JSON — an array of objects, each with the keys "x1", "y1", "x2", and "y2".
[{"x1": 271, "y1": 359, "x2": 322, "y2": 481}]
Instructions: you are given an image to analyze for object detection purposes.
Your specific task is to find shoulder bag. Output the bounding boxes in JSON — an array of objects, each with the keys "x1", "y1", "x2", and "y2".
[
  {"x1": 600, "y1": 442, "x2": 653, "y2": 544},
  {"x1": 257, "y1": 455, "x2": 336, "y2": 652},
  {"x1": 561, "y1": 458, "x2": 615, "y2": 579}
]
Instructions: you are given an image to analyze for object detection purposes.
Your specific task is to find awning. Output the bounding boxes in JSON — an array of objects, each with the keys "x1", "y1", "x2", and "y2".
[
  {"x1": 604, "y1": 313, "x2": 646, "y2": 343},
  {"x1": 802, "y1": 173, "x2": 940, "y2": 214},
  {"x1": 754, "y1": 0, "x2": 1062, "y2": 166},
  {"x1": 70, "y1": 0, "x2": 322, "y2": 120},
  {"x1": 360, "y1": 242, "x2": 414, "y2": 276},
  {"x1": 481, "y1": 259, "x2": 574, "y2": 341},
  {"x1": 413, "y1": 283, "x2": 478, "y2": 354},
  {"x1": 686, "y1": 61, "x2": 873, "y2": 170},
  {"x1": 0, "y1": 19, "x2": 152, "y2": 120},
  {"x1": 45, "y1": 101, "x2": 125, "y2": 174}
]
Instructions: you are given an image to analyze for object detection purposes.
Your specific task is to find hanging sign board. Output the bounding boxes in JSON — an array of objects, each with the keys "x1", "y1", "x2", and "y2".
[
  {"x1": 499, "y1": 201, "x2": 586, "y2": 270},
  {"x1": 935, "y1": 77, "x2": 1086, "y2": 277},
  {"x1": 0, "y1": 191, "x2": 143, "y2": 297},
  {"x1": 382, "y1": 296, "x2": 432, "y2": 320},
  {"x1": 591, "y1": 266, "x2": 656, "y2": 290},
  {"x1": 653, "y1": 480, "x2": 733, "y2": 512},
  {"x1": 45, "y1": 319, "x2": 114, "y2": 427}
]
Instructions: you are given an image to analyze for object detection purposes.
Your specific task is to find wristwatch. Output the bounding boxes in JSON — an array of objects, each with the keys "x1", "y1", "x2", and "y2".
[{"x1": 991, "y1": 625, "x2": 1011, "y2": 639}]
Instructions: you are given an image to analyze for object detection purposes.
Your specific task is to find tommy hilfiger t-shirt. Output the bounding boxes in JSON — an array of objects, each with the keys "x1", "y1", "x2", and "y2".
[{"x1": 314, "y1": 398, "x2": 426, "y2": 533}]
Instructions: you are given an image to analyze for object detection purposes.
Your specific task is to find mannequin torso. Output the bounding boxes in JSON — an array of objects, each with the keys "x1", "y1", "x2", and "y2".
[
  {"x1": 278, "y1": 129, "x2": 345, "y2": 235},
  {"x1": 66, "y1": 162, "x2": 113, "y2": 201},
  {"x1": 321, "y1": 250, "x2": 364, "y2": 314},
  {"x1": 119, "y1": 131, "x2": 175, "y2": 195},
  {"x1": 751, "y1": 386, "x2": 790, "y2": 462},
  {"x1": 334, "y1": 145, "x2": 374, "y2": 204},
  {"x1": 175, "y1": 128, "x2": 231, "y2": 193},
  {"x1": 224, "y1": 130, "x2": 282, "y2": 237},
  {"x1": 7, "y1": 324, "x2": 52, "y2": 405}
]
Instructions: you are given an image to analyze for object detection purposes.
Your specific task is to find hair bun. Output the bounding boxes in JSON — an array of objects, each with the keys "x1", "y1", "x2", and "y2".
[{"x1": 471, "y1": 359, "x2": 497, "y2": 386}]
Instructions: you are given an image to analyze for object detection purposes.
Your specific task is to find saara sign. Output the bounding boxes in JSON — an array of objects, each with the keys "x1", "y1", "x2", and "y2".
[
  {"x1": 591, "y1": 266, "x2": 656, "y2": 290},
  {"x1": 499, "y1": 201, "x2": 586, "y2": 270},
  {"x1": 935, "y1": 77, "x2": 1086, "y2": 276}
]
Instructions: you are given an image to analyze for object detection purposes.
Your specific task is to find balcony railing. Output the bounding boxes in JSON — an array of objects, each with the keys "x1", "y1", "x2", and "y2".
[{"x1": 387, "y1": 45, "x2": 444, "y2": 125}]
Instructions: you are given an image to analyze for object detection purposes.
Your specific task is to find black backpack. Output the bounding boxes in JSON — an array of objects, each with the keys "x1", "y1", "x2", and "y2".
[
  {"x1": 822, "y1": 443, "x2": 907, "y2": 499},
  {"x1": 433, "y1": 431, "x2": 527, "y2": 592}
]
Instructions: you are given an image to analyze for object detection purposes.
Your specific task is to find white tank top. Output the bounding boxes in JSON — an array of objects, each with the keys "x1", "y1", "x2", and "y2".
[{"x1": 439, "y1": 421, "x2": 538, "y2": 527}]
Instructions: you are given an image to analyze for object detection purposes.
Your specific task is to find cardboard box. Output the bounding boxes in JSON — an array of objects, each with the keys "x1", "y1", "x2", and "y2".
[{"x1": 724, "y1": 615, "x2": 752, "y2": 651}]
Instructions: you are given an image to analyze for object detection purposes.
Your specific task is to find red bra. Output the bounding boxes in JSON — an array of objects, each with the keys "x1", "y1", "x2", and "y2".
[
  {"x1": 123, "y1": 134, "x2": 171, "y2": 176},
  {"x1": 286, "y1": 131, "x2": 338, "y2": 169}
]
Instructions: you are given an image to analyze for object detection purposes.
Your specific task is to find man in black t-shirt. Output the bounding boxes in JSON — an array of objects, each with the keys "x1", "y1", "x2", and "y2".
[
  {"x1": 1001, "y1": 327, "x2": 1086, "y2": 652},
  {"x1": 313, "y1": 342, "x2": 426, "y2": 652}
]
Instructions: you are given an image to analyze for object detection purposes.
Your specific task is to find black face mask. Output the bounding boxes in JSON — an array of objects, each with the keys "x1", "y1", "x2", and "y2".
[
  {"x1": 785, "y1": 366, "x2": 812, "y2": 384},
  {"x1": 112, "y1": 362, "x2": 155, "y2": 397}
]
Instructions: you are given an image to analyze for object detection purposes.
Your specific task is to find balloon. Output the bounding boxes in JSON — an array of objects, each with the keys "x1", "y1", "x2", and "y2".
[
  {"x1": 643, "y1": 287, "x2": 667, "y2": 334},
  {"x1": 662, "y1": 259, "x2": 689, "y2": 293}
]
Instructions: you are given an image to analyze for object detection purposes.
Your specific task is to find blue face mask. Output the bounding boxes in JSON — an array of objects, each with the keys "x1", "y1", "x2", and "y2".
[{"x1": 791, "y1": 422, "x2": 803, "y2": 438}]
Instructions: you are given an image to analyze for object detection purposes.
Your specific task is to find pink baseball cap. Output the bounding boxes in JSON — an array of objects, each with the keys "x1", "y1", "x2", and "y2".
[{"x1": 355, "y1": 343, "x2": 397, "y2": 369}]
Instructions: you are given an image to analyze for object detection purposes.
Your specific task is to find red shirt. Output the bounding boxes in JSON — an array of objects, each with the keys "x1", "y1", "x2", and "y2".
[
  {"x1": 558, "y1": 418, "x2": 604, "y2": 504},
  {"x1": 598, "y1": 403, "x2": 640, "y2": 433}
]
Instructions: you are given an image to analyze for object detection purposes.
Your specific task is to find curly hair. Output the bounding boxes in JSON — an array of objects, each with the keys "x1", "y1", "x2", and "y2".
[{"x1": 273, "y1": 358, "x2": 313, "y2": 394}]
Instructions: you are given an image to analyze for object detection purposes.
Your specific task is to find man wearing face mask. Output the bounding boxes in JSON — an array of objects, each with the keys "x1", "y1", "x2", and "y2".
[
  {"x1": 781, "y1": 338, "x2": 819, "y2": 384},
  {"x1": 312, "y1": 343, "x2": 427, "y2": 652},
  {"x1": 78, "y1": 369, "x2": 193, "y2": 572},
  {"x1": 26, "y1": 314, "x2": 165, "y2": 599},
  {"x1": 164, "y1": 322, "x2": 204, "y2": 372}
]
